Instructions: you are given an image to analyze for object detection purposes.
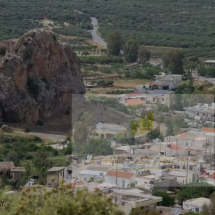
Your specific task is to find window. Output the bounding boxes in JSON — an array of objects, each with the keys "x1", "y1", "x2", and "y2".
[
  {"x1": 186, "y1": 142, "x2": 188, "y2": 146},
  {"x1": 188, "y1": 151, "x2": 191, "y2": 156},
  {"x1": 122, "y1": 180, "x2": 125, "y2": 188},
  {"x1": 162, "y1": 98, "x2": 164, "y2": 101}
]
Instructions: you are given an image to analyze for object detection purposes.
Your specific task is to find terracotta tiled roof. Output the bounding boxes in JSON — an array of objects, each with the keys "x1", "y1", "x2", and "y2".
[
  {"x1": 177, "y1": 133, "x2": 188, "y2": 137},
  {"x1": 208, "y1": 172, "x2": 215, "y2": 179},
  {"x1": 126, "y1": 99, "x2": 144, "y2": 106},
  {"x1": 166, "y1": 143, "x2": 181, "y2": 150},
  {"x1": 202, "y1": 127, "x2": 215, "y2": 133},
  {"x1": 70, "y1": 181, "x2": 84, "y2": 189},
  {"x1": 107, "y1": 170, "x2": 134, "y2": 178}
]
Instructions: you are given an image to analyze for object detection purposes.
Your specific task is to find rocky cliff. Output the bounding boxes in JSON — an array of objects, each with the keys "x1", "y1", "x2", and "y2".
[{"x1": 0, "y1": 29, "x2": 85, "y2": 123}]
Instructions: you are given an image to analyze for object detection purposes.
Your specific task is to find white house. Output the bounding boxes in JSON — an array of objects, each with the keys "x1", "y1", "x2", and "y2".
[
  {"x1": 183, "y1": 197, "x2": 210, "y2": 213},
  {"x1": 154, "y1": 74, "x2": 182, "y2": 90},
  {"x1": 168, "y1": 169, "x2": 193, "y2": 185},
  {"x1": 185, "y1": 102, "x2": 215, "y2": 122},
  {"x1": 105, "y1": 170, "x2": 135, "y2": 188},
  {"x1": 112, "y1": 189, "x2": 162, "y2": 215},
  {"x1": 205, "y1": 60, "x2": 215, "y2": 67},
  {"x1": 199, "y1": 171, "x2": 215, "y2": 186},
  {"x1": 78, "y1": 169, "x2": 106, "y2": 182}
]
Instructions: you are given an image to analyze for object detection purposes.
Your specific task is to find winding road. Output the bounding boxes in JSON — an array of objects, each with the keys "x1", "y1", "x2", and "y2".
[
  {"x1": 73, "y1": 10, "x2": 107, "y2": 48},
  {"x1": 90, "y1": 17, "x2": 107, "y2": 48}
]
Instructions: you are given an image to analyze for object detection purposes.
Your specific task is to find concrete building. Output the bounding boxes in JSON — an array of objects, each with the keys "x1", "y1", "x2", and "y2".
[
  {"x1": 87, "y1": 182, "x2": 119, "y2": 194},
  {"x1": 11, "y1": 167, "x2": 25, "y2": 181},
  {"x1": 183, "y1": 197, "x2": 210, "y2": 213},
  {"x1": 118, "y1": 90, "x2": 174, "y2": 108},
  {"x1": 47, "y1": 167, "x2": 65, "y2": 187},
  {"x1": 78, "y1": 169, "x2": 106, "y2": 182},
  {"x1": 105, "y1": 170, "x2": 135, "y2": 188},
  {"x1": 125, "y1": 62, "x2": 140, "y2": 71},
  {"x1": 95, "y1": 123, "x2": 126, "y2": 140},
  {"x1": 185, "y1": 102, "x2": 215, "y2": 122},
  {"x1": 145, "y1": 90, "x2": 174, "y2": 108},
  {"x1": 205, "y1": 60, "x2": 215, "y2": 67},
  {"x1": 167, "y1": 169, "x2": 193, "y2": 185},
  {"x1": 154, "y1": 74, "x2": 182, "y2": 90},
  {"x1": 167, "y1": 129, "x2": 215, "y2": 152},
  {"x1": 113, "y1": 146, "x2": 133, "y2": 155},
  {"x1": 199, "y1": 171, "x2": 215, "y2": 186},
  {"x1": 112, "y1": 189, "x2": 162, "y2": 214}
]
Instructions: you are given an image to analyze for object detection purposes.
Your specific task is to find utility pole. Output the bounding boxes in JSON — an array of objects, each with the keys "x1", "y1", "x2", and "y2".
[
  {"x1": 176, "y1": 139, "x2": 178, "y2": 158},
  {"x1": 186, "y1": 161, "x2": 188, "y2": 184},
  {"x1": 115, "y1": 156, "x2": 118, "y2": 186},
  {"x1": 205, "y1": 135, "x2": 207, "y2": 161}
]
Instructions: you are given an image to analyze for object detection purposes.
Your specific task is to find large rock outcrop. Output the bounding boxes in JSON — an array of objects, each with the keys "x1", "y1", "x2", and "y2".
[{"x1": 0, "y1": 29, "x2": 85, "y2": 123}]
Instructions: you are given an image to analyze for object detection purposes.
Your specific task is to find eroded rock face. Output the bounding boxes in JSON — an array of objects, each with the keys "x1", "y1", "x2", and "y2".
[{"x1": 0, "y1": 29, "x2": 85, "y2": 123}]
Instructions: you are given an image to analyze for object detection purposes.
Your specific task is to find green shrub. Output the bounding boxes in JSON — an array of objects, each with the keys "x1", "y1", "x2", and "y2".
[
  {"x1": 27, "y1": 78, "x2": 39, "y2": 99},
  {"x1": 24, "y1": 127, "x2": 30, "y2": 133},
  {"x1": 65, "y1": 110, "x2": 70, "y2": 115},
  {"x1": 33, "y1": 136, "x2": 42, "y2": 142},
  {"x1": 0, "y1": 182, "x2": 124, "y2": 215},
  {"x1": 37, "y1": 120, "x2": 44, "y2": 126},
  {"x1": 0, "y1": 47, "x2": 6, "y2": 56},
  {"x1": 22, "y1": 49, "x2": 32, "y2": 61}
]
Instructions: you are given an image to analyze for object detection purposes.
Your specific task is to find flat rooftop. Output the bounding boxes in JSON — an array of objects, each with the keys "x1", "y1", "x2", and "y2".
[
  {"x1": 184, "y1": 197, "x2": 210, "y2": 206},
  {"x1": 47, "y1": 167, "x2": 65, "y2": 172},
  {"x1": 205, "y1": 60, "x2": 215, "y2": 63},
  {"x1": 112, "y1": 189, "x2": 162, "y2": 203},
  {"x1": 96, "y1": 123, "x2": 126, "y2": 132}
]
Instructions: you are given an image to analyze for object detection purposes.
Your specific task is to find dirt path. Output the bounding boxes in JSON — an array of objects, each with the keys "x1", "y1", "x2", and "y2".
[{"x1": 14, "y1": 130, "x2": 66, "y2": 141}]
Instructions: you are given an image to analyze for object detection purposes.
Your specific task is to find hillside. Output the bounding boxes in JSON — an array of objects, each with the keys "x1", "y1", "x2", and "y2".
[
  {"x1": 0, "y1": 29, "x2": 85, "y2": 124},
  {"x1": 0, "y1": 0, "x2": 215, "y2": 57}
]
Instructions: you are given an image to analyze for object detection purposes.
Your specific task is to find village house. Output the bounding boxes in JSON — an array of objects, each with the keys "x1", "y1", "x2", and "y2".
[
  {"x1": 125, "y1": 62, "x2": 140, "y2": 71},
  {"x1": 112, "y1": 189, "x2": 162, "y2": 215},
  {"x1": 95, "y1": 123, "x2": 126, "y2": 140},
  {"x1": 185, "y1": 102, "x2": 215, "y2": 122},
  {"x1": 153, "y1": 74, "x2": 182, "y2": 90},
  {"x1": 183, "y1": 197, "x2": 210, "y2": 213},
  {"x1": 87, "y1": 182, "x2": 120, "y2": 194},
  {"x1": 46, "y1": 167, "x2": 65, "y2": 187},
  {"x1": 204, "y1": 60, "x2": 215, "y2": 67},
  {"x1": 0, "y1": 162, "x2": 25, "y2": 181},
  {"x1": 78, "y1": 169, "x2": 106, "y2": 183},
  {"x1": 105, "y1": 170, "x2": 135, "y2": 188},
  {"x1": 156, "y1": 206, "x2": 186, "y2": 215},
  {"x1": 167, "y1": 169, "x2": 193, "y2": 185},
  {"x1": 199, "y1": 170, "x2": 215, "y2": 185},
  {"x1": 118, "y1": 90, "x2": 174, "y2": 108},
  {"x1": 11, "y1": 167, "x2": 25, "y2": 181}
]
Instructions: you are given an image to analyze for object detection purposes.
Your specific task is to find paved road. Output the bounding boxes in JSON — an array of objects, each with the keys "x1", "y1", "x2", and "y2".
[
  {"x1": 90, "y1": 17, "x2": 107, "y2": 48},
  {"x1": 192, "y1": 72, "x2": 215, "y2": 84},
  {"x1": 74, "y1": 9, "x2": 107, "y2": 48}
]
